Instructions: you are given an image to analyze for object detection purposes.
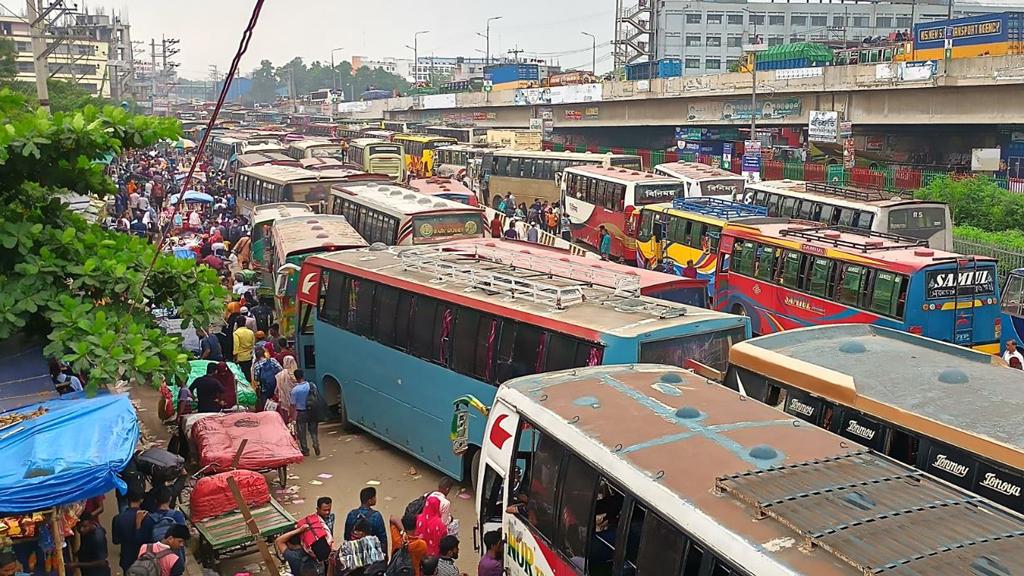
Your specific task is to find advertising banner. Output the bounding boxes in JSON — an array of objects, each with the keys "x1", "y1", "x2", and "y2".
[
  {"x1": 723, "y1": 97, "x2": 802, "y2": 121},
  {"x1": 808, "y1": 110, "x2": 839, "y2": 142},
  {"x1": 421, "y1": 94, "x2": 458, "y2": 109},
  {"x1": 512, "y1": 83, "x2": 603, "y2": 106}
]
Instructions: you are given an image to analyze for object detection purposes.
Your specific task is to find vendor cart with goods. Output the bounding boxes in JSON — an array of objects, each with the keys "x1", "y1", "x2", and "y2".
[{"x1": 181, "y1": 410, "x2": 303, "y2": 488}]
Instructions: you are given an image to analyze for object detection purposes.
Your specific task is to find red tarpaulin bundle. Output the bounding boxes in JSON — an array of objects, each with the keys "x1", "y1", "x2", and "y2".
[
  {"x1": 190, "y1": 411, "x2": 303, "y2": 471},
  {"x1": 188, "y1": 469, "x2": 270, "y2": 522}
]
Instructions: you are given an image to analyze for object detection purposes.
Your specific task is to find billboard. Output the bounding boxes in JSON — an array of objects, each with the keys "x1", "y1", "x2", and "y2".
[{"x1": 512, "y1": 83, "x2": 603, "y2": 106}]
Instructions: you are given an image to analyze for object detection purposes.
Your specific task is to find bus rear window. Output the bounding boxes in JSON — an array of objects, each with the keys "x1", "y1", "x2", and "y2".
[
  {"x1": 611, "y1": 157, "x2": 643, "y2": 170},
  {"x1": 888, "y1": 207, "x2": 947, "y2": 239},
  {"x1": 639, "y1": 326, "x2": 747, "y2": 372}
]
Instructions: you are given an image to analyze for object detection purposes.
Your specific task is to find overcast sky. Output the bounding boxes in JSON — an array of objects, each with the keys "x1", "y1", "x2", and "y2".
[{"x1": 83, "y1": 0, "x2": 618, "y2": 79}]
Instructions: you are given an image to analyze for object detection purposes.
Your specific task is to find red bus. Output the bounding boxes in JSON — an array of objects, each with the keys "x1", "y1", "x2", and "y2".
[
  {"x1": 561, "y1": 164, "x2": 685, "y2": 261},
  {"x1": 408, "y1": 176, "x2": 479, "y2": 206}
]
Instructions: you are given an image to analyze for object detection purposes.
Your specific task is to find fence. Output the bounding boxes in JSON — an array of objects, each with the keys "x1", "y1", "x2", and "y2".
[{"x1": 953, "y1": 236, "x2": 1024, "y2": 278}]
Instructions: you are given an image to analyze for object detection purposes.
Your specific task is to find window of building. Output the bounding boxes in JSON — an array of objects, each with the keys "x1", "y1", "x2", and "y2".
[
  {"x1": 17, "y1": 62, "x2": 33, "y2": 72},
  {"x1": 707, "y1": 12, "x2": 723, "y2": 24},
  {"x1": 727, "y1": 35, "x2": 743, "y2": 48},
  {"x1": 896, "y1": 16, "x2": 913, "y2": 28},
  {"x1": 749, "y1": 13, "x2": 765, "y2": 25},
  {"x1": 686, "y1": 13, "x2": 702, "y2": 24},
  {"x1": 768, "y1": 14, "x2": 785, "y2": 25},
  {"x1": 767, "y1": 36, "x2": 784, "y2": 46},
  {"x1": 686, "y1": 35, "x2": 702, "y2": 47},
  {"x1": 704, "y1": 58, "x2": 721, "y2": 70},
  {"x1": 811, "y1": 15, "x2": 828, "y2": 27},
  {"x1": 685, "y1": 58, "x2": 700, "y2": 69},
  {"x1": 833, "y1": 15, "x2": 846, "y2": 27},
  {"x1": 707, "y1": 36, "x2": 722, "y2": 47},
  {"x1": 853, "y1": 16, "x2": 870, "y2": 27},
  {"x1": 790, "y1": 34, "x2": 806, "y2": 43},
  {"x1": 791, "y1": 15, "x2": 807, "y2": 26},
  {"x1": 726, "y1": 58, "x2": 739, "y2": 70},
  {"x1": 727, "y1": 13, "x2": 744, "y2": 25},
  {"x1": 877, "y1": 16, "x2": 893, "y2": 28}
]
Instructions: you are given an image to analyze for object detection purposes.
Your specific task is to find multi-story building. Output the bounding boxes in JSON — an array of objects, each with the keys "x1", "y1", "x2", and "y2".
[
  {"x1": 412, "y1": 56, "x2": 561, "y2": 83},
  {"x1": 619, "y1": 0, "x2": 1013, "y2": 75},
  {"x1": 0, "y1": 10, "x2": 134, "y2": 100},
  {"x1": 350, "y1": 55, "x2": 414, "y2": 80}
]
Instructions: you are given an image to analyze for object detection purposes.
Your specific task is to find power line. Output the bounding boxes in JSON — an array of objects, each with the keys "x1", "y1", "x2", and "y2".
[{"x1": 0, "y1": 0, "x2": 29, "y2": 24}]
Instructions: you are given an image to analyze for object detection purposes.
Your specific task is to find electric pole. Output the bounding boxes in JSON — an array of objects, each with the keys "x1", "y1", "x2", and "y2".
[
  {"x1": 26, "y1": 0, "x2": 50, "y2": 110},
  {"x1": 507, "y1": 47, "x2": 524, "y2": 63}
]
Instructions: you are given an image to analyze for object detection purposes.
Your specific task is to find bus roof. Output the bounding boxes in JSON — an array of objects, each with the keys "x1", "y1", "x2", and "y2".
[
  {"x1": 654, "y1": 161, "x2": 745, "y2": 180},
  {"x1": 272, "y1": 214, "x2": 367, "y2": 261},
  {"x1": 237, "y1": 152, "x2": 295, "y2": 166},
  {"x1": 347, "y1": 138, "x2": 393, "y2": 148},
  {"x1": 237, "y1": 165, "x2": 353, "y2": 185},
  {"x1": 330, "y1": 182, "x2": 482, "y2": 219},
  {"x1": 408, "y1": 176, "x2": 475, "y2": 197},
  {"x1": 750, "y1": 179, "x2": 941, "y2": 209},
  {"x1": 565, "y1": 164, "x2": 675, "y2": 183},
  {"x1": 392, "y1": 134, "x2": 457, "y2": 144},
  {"x1": 500, "y1": 364, "x2": 1024, "y2": 575},
  {"x1": 289, "y1": 139, "x2": 343, "y2": 151},
  {"x1": 729, "y1": 324, "x2": 1024, "y2": 469},
  {"x1": 298, "y1": 158, "x2": 346, "y2": 171},
  {"x1": 305, "y1": 245, "x2": 741, "y2": 340},
  {"x1": 251, "y1": 202, "x2": 315, "y2": 226},
  {"x1": 490, "y1": 149, "x2": 639, "y2": 160},
  {"x1": 726, "y1": 221, "x2": 996, "y2": 272}
]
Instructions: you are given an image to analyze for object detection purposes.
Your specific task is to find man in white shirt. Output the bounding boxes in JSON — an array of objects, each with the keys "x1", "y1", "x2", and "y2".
[{"x1": 1003, "y1": 340, "x2": 1024, "y2": 368}]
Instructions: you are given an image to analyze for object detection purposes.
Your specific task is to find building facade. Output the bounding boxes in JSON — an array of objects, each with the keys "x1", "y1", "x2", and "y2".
[
  {"x1": 630, "y1": 0, "x2": 1013, "y2": 75},
  {"x1": 350, "y1": 55, "x2": 415, "y2": 80}
]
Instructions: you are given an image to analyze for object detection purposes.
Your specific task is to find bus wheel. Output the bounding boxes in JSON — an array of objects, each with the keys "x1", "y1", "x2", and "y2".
[
  {"x1": 464, "y1": 446, "x2": 481, "y2": 491},
  {"x1": 323, "y1": 376, "x2": 352, "y2": 431},
  {"x1": 731, "y1": 304, "x2": 748, "y2": 318}
]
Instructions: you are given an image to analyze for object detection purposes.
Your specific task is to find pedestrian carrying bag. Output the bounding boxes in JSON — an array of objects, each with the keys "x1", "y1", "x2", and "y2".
[
  {"x1": 402, "y1": 494, "x2": 427, "y2": 524},
  {"x1": 127, "y1": 544, "x2": 175, "y2": 576},
  {"x1": 384, "y1": 543, "x2": 415, "y2": 576},
  {"x1": 148, "y1": 510, "x2": 180, "y2": 542}
]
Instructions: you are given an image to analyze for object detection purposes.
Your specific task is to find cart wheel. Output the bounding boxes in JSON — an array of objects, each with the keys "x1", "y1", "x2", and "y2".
[
  {"x1": 278, "y1": 466, "x2": 287, "y2": 488},
  {"x1": 198, "y1": 538, "x2": 218, "y2": 569}
]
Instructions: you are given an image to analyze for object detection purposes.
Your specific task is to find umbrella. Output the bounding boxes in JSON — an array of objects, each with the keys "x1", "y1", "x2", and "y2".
[
  {"x1": 182, "y1": 190, "x2": 214, "y2": 203},
  {"x1": 174, "y1": 138, "x2": 196, "y2": 149}
]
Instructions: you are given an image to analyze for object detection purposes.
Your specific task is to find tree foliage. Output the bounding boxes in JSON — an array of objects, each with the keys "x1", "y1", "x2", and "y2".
[
  {"x1": 0, "y1": 89, "x2": 227, "y2": 390},
  {"x1": 242, "y1": 56, "x2": 410, "y2": 103},
  {"x1": 915, "y1": 176, "x2": 1024, "y2": 232},
  {"x1": 0, "y1": 38, "x2": 16, "y2": 83}
]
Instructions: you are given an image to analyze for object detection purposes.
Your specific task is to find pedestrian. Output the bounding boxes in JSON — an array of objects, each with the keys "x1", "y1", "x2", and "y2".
[
  {"x1": 275, "y1": 337, "x2": 296, "y2": 363},
  {"x1": 111, "y1": 492, "x2": 147, "y2": 575},
  {"x1": 188, "y1": 363, "x2": 223, "y2": 413},
  {"x1": 559, "y1": 212, "x2": 572, "y2": 243},
  {"x1": 435, "y1": 536, "x2": 461, "y2": 576},
  {"x1": 526, "y1": 222, "x2": 539, "y2": 244},
  {"x1": 253, "y1": 346, "x2": 283, "y2": 411},
  {"x1": 682, "y1": 259, "x2": 698, "y2": 279},
  {"x1": 415, "y1": 497, "x2": 447, "y2": 557},
  {"x1": 275, "y1": 355, "x2": 299, "y2": 423},
  {"x1": 489, "y1": 213, "x2": 503, "y2": 238},
  {"x1": 344, "y1": 487, "x2": 388, "y2": 549},
  {"x1": 599, "y1": 225, "x2": 612, "y2": 260},
  {"x1": 234, "y1": 234, "x2": 252, "y2": 269},
  {"x1": 389, "y1": 515, "x2": 427, "y2": 576},
  {"x1": 545, "y1": 207, "x2": 558, "y2": 233},
  {"x1": 233, "y1": 316, "x2": 255, "y2": 378},
  {"x1": 0, "y1": 552, "x2": 25, "y2": 576},
  {"x1": 274, "y1": 524, "x2": 316, "y2": 576},
  {"x1": 133, "y1": 524, "x2": 188, "y2": 576},
  {"x1": 69, "y1": 512, "x2": 111, "y2": 576},
  {"x1": 1005, "y1": 340, "x2": 1024, "y2": 368},
  {"x1": 215, "y1": 360, "x2": 238, "y2": 410},
  {"x1": 196, "y1": 326, "x2": 223, "y2": 361},
  {"x1": 514, "y1": 203, "x2": 526, "y2": 220},
  {"x1": 290, "y1": 370, "x2": 321, "y2": 456},
  {"x1": 477, "y1": 530, "x2": 503, "y2": 576},
  {"x1": 317, "y1": 497, "x2": 336, "y2": 535},
  {"x1": 139, "y1": 488, "x2": 187, "y2": 545},
  {"x1": 250, "y1": 298, "x2": 274, "y2": 333},
  {"x1": 503, "y1": 221, "x2": 519, "y2": 240}
]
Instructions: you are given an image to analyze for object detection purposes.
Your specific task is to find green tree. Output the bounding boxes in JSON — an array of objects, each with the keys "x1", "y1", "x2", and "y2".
[
  {"x1": 0, "y1": 37, "x2": 17, "y2": 83},
  {"x1": 0, "y1": 89, "x2": 227, "y2": 390},
  {"x1": 248, "y1": 59, "x2": 280, "y2": 105},
  {"x1": 915, "y1": 175, "x2": 1024, "y2": 232}
]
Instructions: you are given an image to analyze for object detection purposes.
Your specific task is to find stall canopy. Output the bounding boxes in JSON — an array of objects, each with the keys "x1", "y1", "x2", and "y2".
[
  {"x1": 168, "y1": 190, "x2": 214, "y2": 205},
  {"x1": 0, "y1": 395, "x2": 139, "y2": 513}
]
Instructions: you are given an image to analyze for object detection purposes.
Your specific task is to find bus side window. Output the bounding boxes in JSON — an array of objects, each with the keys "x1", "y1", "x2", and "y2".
[
  {"x1": 1001, "y1": 273, "x2": 1024, "y2": 315},
  {"x1": 754, "y1": 244, "x2": 775, "y2": 281},
  {"x1": 637, "y1": 210, "x2": 655, "y2": 242},
  {"x1": 808, "y1": 257, "x2": 833, "y2": 298},
  {"x1": 778, "y1": 251, "x2": 802, "y2": 288},
  {"x1": 837, "y1": 264, "x2": 865, "y2": 306},
  {"x1": 766, "y1": 193, "x2": 781, "y2": 217},
  {"x1": 617, "y1": 501, "x2": 645, "y2": 576},
  {"x1": 556, "y1": 455, "x2": 599, "y2": 563},
  {"x1": 687, "y1": 221, "x2": 705, "y2": 249},
  {"x1": 634, "y1": 513, "x2": 685, "y2": 575},
  {"x1": 521, "y1": 430, "x2": 565, "y2": 543}
]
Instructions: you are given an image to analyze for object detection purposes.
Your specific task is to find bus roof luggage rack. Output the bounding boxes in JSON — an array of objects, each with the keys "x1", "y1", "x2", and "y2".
[
  {"x1": 779, "y1": 225, "x2": 928, "y2": 252},
  {"x1": 670, "y1": 197, "x2": 768, "y2": 219},
  {"x1": 805, "y1": 181, "x2": 908, "y2": 202},
  {"x1": 716, "y1": 450, "x2": 1024, "y2": 576}
]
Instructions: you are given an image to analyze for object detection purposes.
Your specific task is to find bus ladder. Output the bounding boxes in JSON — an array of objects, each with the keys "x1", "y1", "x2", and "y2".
[
  {"x1": 952, "y1": 256, "x2": 978, "y2": 348},
  {"x1": 397, "y1": 245, "x2": 643, "y2": 309}
]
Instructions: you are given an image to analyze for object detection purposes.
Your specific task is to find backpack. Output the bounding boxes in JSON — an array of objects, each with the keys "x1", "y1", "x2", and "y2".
[
  {"x1": 403, "y1": 494, "x2": 427, "y2": 525},
  {"x1": 384, "y1": 544, "x2": 415, "y2": 576},
  {"x1": 258, "y1": 361, "x2": 282, "y2": 397},
  {"x1": 127, "y1": 544, "x2": 175, "y2": 576},
  {"x1": 305, "y1": 383, "x2": 329, "y2": 422},
  {"x1": 148, "y1": 511, "x2": 180, "y2": 542},
  {"x1": 252, "y1": 305, "x2": 273, "y2": 332}
]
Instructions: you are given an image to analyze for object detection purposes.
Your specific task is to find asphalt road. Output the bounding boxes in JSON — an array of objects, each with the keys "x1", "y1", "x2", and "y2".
[{"x1": 126, "y1": 384, "x2": 479, "y2": 575}]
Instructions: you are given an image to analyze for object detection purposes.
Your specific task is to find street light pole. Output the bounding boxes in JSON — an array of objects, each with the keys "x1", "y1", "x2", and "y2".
[
  {"x1": 330, "y1": 47, "x2": 344, "y2": 95},
  {"x1": 581, "y1": 31, "x2": 596, "y2": 74},
  {"x1": 412, "y1": 30, "x2": 429, "y2": 83},
  {"x1": 485, "y1": 16, "x2": 503, "y2": 65}
]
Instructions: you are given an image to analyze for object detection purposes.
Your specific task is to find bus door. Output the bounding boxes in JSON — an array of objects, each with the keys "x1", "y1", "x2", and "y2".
[
  {"x1": 295, "y1": 266, "x2": 322, "y2": 383},
  {"x1": 476, "y1": 400, "x2": 521, "y2": 551}
]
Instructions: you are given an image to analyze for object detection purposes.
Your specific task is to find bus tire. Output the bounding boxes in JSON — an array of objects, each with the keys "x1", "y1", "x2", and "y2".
[
  {"x1": 323, "y1": 376, "x2": 353, "y2": 431},
  {"x1": 465, "y1": 447, "x2": 482, "y2": 491},
  {"x1": 731, "y1": 304, "x2": 748, "y2": 318}
]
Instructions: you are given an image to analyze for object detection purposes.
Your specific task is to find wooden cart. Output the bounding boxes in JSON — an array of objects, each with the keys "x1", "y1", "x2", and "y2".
[{"x1": 185, "y1": 498, "x2": 295, "y2": 568}]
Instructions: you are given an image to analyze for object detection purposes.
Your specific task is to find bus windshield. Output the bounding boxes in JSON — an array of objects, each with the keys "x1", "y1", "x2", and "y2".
[
  {"x1": 311, "y1": 147, "x2": 344, "y2": 158},
  {"x1": 639, "y1": 325, "x2": 746, "y2": 371},
  {"x1": 634, "y1": 182, "x2": 686, "y2": 205}
]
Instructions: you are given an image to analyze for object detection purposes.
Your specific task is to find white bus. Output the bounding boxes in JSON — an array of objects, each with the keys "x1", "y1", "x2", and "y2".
[
  {"x1": 472, "y1": 364, "x2": 1024, "y2": 576},
  {"x1": 653, "y1": 161, "x2": 746, "y2": 200},
  {"x1": 327, "y1": 181, "x2": 486, "y2": 245},
  {"x1": 562, "y1": 164, "x2": 684, "y2": 260},
  {"x1": 746, "y1": 180, "x2": 953, "y2": 249},
  {"x1": 286, "y1": 139, "x2": 346, "y2": 161}
]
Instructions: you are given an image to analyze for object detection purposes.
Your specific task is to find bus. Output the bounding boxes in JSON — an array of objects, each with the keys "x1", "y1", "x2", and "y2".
[
  {"x1": 328, "y1": 181, "x2": 486, "y2": 245},
  {"x1": 270, "y1": 214, "x2": 368, "y2": 337},
  {"x1": 408, "y1": 176, "x2": 478, "y2": 206},
  {"x1": 433, "y1": 144, "x2": 498, "y2": 196},
  {"x1": 250, "y1": 202, "x2": 315, "y2": 273},
  {"x1": 474, "y1": 363, "x2": 1024, "y2": 576},
  {"x1": 715, "y1": 221, "x2": 1001, "y2": 351},
  {"x1": 423, "y1": 125, "x2": 480, "y2": 144},
  {"x1": 382, "y1": 121, "x2": 416, "y2": 133},
  {"x1": 298, "y1": 157, "x2": 347, "y2": 172},
  {"x1": 235, "y1": 166, "x2": 371, "y2": 216},
  {"x1": 746, "y1": 180, "x2": 954, "y2": 250},
  {"x1": 1001, "y1": 267, "x2": 1024, "y2": 356},
  {"x1": 482, "y1": 150, "x2": 642, "y2": 209},
  {"x1": 209, "y1": 135, "x2": 243, "y2": 171},
  {"x1": 286, "y1": 139, "x2": 346, "y2": 161},
  {"x1": 653, "y1": 161, "x2": 747, "y2": 200},
  {"x1": 236, "y1": 152, "x2": 301, "y2": 170},
  {"x1": 362, "y1": 129, "x2": 398, "y2": 141},
  {"x1": 344, "y1": 138, "x2": 405, "y2": 182},
  {"x1": 293, "y1": 245, "x2": 750, "y2": 478},
  {"x1": 444, "y1": 238, "x2": 709, "y2": 307},
  {"x1": 392, "y1": 134, "x2": 458, "y2": 178},
  {"x1": 633, "y1": 198, "x2": 768, "y2": 293},
  {"x1": 724, "y1": 323, "x2": 1024, "y2": 514},
  {"x1": 562, "y1": 165, "x2": 685, "y2": 261},
  {"x1": 306, "y1": 123, "x2": 341, "y2": 139}
]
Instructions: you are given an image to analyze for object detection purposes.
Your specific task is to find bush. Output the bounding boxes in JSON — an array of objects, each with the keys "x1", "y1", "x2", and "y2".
[
  {"x1": 954, "y1": 226, "x2": 1024, "y2": 253},
  {"x1": 915, "y1": 176, "x2": 1024, "y2": 232}
]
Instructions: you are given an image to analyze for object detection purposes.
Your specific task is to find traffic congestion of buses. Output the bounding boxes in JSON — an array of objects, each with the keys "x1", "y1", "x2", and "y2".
[{"x1": 190, "y1": 109, "x2": 1024, "y2": 575}]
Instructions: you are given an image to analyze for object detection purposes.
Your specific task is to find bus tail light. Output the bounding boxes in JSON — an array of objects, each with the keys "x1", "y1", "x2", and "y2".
[
  {"x1": 908, "y1": 325, "x2": 924, "y2": 335},
  {"x1": 995, "y1": 317, "x2": 1002, "y2": 338}
]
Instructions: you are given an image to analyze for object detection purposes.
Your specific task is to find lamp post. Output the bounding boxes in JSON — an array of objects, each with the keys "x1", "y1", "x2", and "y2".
[
  {"x1": 581, "y1": 31, "x2": 596, "y2": 74},
  {"x1": 330, "y1": 47, "x2": 343, "y2": 96},
  {"x1": 485, "y1": 16, "x2": 502, "y2": 65},
  {"x1": 405, "y1": 30, "x2": 429, "y2": 84}
]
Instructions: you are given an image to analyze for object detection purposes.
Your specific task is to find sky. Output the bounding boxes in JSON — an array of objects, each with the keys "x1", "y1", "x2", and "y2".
[{"x1": 83, "y1": 0, "x2": 619, "y2": 79}]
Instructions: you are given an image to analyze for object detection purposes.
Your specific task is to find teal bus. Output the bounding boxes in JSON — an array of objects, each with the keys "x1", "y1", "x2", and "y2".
[{"x1": 294, "y1": 243, "x2": 750, "y2": 480}]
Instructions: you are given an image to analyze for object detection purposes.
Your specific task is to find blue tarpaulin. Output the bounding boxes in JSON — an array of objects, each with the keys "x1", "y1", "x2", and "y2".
[{"x1": 0, "y1": 394, "x2": 139, "y2": 513}]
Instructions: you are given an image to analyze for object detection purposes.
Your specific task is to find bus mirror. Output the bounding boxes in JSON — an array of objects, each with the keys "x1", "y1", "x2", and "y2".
[{"x1": 275, "y1": 263, "x2": 300, "y2": 296}]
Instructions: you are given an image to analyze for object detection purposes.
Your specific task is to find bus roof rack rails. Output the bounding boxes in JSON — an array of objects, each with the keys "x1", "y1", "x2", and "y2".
[
  {"x1": 779, "y1": 225, "x2": 929, "y2": 252},
  {"x1": 804, "y1": 181, "x2": 908, "y2": 202},
  {"x1": 670, "y1": 197, "x2": 768, "y2": 219}
]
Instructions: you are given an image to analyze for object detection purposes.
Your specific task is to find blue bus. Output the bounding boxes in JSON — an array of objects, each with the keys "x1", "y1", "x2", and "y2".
[
  {"x1": 294, "y1": 244, "x2": 750, "y2": 480},
  {"x1": 1000, "y1": 267, "x2": 1024, "y2": 357}
]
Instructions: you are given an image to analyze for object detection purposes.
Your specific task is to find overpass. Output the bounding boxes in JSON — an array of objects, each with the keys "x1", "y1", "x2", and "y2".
[{"x1": 341, "y1": 55, "x2": 1024, "y2": 129}]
